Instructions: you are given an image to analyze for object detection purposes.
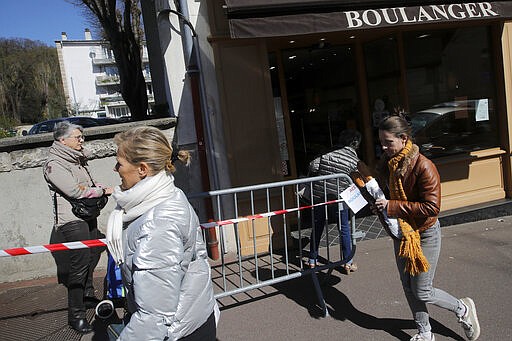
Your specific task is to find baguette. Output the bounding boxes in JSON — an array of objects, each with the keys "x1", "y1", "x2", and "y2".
[
  {"x1": 351, "y1": 172, "x2": 366, "y2": 188},
  {"x1": 356, "y1": 161, "x2": 374, "y2": 182}
]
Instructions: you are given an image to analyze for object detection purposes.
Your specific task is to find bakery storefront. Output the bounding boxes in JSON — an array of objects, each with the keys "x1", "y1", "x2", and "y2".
[{"x1": 209, "y1": 1, "x2": 512, "y2": 211}]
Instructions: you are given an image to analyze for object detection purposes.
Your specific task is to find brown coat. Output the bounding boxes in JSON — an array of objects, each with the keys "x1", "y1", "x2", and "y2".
[{"x1": 378, "y1": 144, "x2": 441, "y2": 232}]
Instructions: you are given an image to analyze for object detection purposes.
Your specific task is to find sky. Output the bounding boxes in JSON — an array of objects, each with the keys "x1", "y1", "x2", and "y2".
[{"x1": 0, "y1": 0, "x2": 92, "y2": 46}]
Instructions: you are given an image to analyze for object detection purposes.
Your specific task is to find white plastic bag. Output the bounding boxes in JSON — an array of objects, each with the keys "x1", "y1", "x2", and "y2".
[{"x1": 365, "y1": 178, "x2": 402, "y2": 239}]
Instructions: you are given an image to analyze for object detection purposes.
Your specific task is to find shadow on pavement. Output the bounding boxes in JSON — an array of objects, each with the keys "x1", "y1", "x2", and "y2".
[{"x1": 254, "y1": 267, "x2": 465, "y2": 341}]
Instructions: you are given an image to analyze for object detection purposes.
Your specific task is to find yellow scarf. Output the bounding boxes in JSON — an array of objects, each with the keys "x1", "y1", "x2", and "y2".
[{"x1": 388, "y1": 139, "x2": 430, "y2": 276}]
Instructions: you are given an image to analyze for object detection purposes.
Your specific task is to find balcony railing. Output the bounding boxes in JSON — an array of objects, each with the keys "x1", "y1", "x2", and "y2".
[
  {"x1": 92, "y1": 55, "x2": 149, "y2": 65},
  {"x1": 92, "y1": 57, "x2": 116, "y2": 65},
  {"x1": 99, "y1": 93, "x2": 155, "y2": 106},
  {"x1": 96, "y1": 75, "x2": 120, "y2": 86},
  {"x1": 99, "y1": 93, "x2": 123, "y2": 102}
]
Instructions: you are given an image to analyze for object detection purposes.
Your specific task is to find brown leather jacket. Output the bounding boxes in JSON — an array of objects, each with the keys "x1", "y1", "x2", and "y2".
[{"x1": 377, "y1": 144, "x2": 441, "y2": 232}]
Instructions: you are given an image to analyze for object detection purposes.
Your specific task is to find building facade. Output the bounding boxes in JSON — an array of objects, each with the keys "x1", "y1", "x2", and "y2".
[
  {"x1": 55, "y1": 29, "x2": 154, "y2": 118},
  {"x1": 142, "y1": 1, "x2": 512, "y2": 215}
]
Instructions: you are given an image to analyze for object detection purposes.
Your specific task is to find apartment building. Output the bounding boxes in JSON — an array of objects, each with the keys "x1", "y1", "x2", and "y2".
[{"x1": 55, "y1": 29, "x2": 154, "y2": 119}]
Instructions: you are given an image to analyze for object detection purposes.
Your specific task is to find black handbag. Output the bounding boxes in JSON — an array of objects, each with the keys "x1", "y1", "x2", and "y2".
[
  {"x1": 52, "y1": 163, "x2": 109, "y2": 221},
  {"x1": 69, "y1": 195, "x2": 108, "y2": 221},
  {"x1": 68, "y1": 165, "x2": 108, "y2": 220}
]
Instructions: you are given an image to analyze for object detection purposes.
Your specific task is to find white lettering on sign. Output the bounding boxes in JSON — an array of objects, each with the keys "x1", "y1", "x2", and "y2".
[{"x1": 344, "y1": 2, "x2": 499, "y2": 29}]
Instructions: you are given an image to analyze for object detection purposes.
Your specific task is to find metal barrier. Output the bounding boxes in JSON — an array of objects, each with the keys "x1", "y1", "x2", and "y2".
[
  {"x1": 0, "y1": 173, "x2": 373, "y2": 318},
  {"x1": 189, "y1": 173, "x2": 365, "y2": 317}
]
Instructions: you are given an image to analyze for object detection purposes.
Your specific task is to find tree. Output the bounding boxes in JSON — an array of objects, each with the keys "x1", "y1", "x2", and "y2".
[
  {"x1": 0, "y1": 38, "x2": 66, "y2": 127},
  {"x1": 72, "y1": 0, "x2": 148, "y2": 121}
]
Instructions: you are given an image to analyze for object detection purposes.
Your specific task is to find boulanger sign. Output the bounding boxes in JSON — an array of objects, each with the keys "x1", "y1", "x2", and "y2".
[
  {"x1": 228, "y1": 1, "x2": 512, "y2": 38},
  {"x1": 345, "y1": 3, "x2": 500, "y2": 29}
]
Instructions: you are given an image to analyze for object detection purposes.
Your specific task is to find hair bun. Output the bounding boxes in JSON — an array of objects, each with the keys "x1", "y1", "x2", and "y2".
[
  {"x1": 392, "y1": 106, "x2": 411, "y2": 124},
  {"x1": 171, "y1": 150, "x2": 179, "y2": 164}
]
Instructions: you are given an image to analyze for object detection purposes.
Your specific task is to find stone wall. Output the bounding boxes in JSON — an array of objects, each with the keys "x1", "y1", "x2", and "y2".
[{"x1": 0, "y1": 118, "x2": 177, "y2": 283}]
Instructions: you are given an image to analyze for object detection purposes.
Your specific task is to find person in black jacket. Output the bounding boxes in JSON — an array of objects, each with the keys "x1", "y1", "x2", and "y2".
[{"x1": 307, "y1": 129, "x2": 361, "y2": 274}]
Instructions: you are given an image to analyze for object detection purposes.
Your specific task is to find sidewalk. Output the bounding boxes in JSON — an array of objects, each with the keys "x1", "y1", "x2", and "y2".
[{"x1": 1, "y1": 216, "x2": 511, "y2": 340}]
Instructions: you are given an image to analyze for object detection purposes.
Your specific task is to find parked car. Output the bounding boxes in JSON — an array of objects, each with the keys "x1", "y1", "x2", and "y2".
[
  {"x1": 95, "y1": 117, "x2": 124, "y2": 125},
  {"x1": 25, "y1": 116, "x2": 122, "y2": 135},
  {"x1": 409, "y1": 99, "x2": 497, "y2": 157}
]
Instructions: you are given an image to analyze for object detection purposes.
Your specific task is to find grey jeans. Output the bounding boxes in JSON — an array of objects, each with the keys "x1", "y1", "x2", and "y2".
[{"x1": 393, "y1": 220, "x2": 464, "y2": 333}]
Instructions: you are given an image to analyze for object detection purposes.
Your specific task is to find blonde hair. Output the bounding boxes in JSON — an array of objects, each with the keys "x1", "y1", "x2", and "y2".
[{"x1": 114, "y1": 126, "x2": 191, "y2": 174}]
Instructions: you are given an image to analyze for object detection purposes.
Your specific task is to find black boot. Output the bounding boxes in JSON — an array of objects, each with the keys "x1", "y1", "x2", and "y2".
[
  {"x1": 84, "y1": 285, "x2": 101, "y2": 309},
  {"x1": 84, "y1": 296, "x2": 101, "y2": 309},
  {"x1": 68, "y1": 307, "x2": 93, "y2": 334},
  {"x1": 68, "y1": 286, "x2": 93, "y2": 334}
]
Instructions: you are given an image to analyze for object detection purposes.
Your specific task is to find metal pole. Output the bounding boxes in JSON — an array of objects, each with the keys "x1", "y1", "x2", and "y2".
[
  {"x1": 70, "y1": 77, "x2": 79, "y2": 116},
  {"x1": 158, "y1": 3, "x2": 220, "y2": 259}
]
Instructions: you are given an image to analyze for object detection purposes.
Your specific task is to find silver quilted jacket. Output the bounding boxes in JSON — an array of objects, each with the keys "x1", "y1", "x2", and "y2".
[
  {"x1": 308, "y1": 146, "x2": 359, "y2": 202},
  {"x1": 118, "y1": 185, "x2": 216, "y2": 341}
]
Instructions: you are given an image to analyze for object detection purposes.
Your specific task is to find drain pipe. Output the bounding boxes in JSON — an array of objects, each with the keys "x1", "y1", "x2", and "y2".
[
  {"x1": 158, "y1": 3, "x2": 220, "y2": 260},
  {"x1": 167, "y1": 2, "x2": 220, "y2": 189}
]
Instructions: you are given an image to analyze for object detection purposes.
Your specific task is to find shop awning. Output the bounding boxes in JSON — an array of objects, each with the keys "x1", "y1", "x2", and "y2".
[{"x1": 224, "y1": 0, "x2": 512, "y2": 38}]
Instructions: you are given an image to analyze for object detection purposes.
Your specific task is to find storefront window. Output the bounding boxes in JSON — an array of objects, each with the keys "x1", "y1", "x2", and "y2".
[
  {"x1": 279, "y1": 43, "x2": 359, "y2": 175},
  {"x1": 364, "y1": 36, "x2": 401, "y2": 158},
  {"x1": 404, "y1": 26, "x2": 498, "y2": 158}
]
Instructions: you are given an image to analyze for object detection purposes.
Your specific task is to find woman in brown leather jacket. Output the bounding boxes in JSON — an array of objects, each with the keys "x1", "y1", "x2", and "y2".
[{"x1": 372, "y1": 114, "x2": 480, "y2": 341}]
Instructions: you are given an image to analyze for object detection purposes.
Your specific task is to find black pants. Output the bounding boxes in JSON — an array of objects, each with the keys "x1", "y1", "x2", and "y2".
[
  {"x1": 178, "y1": 312, "x2": 216, "y2": 341},
  {"x1": 50, "y1": 219, "x2": 105, "y2": 318}
]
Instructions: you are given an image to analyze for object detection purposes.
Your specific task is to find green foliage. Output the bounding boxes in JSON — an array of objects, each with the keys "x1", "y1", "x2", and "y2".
[
  {"x1": 0, "y1": 38, "x2": 67, "y2": 126},
  {"x1": 0, "y1": 115, "x2": 18, "y2": 138}
]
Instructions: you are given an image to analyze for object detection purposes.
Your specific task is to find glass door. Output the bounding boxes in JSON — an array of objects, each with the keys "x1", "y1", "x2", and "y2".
[{"x1": 276, "y1": 42, "x2": 360, "y2": 175}]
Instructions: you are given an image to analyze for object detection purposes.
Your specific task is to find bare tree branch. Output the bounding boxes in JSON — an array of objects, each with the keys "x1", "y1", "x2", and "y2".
[{"x1": 69, "y1": 0, "x2": 148, "y2": 120}]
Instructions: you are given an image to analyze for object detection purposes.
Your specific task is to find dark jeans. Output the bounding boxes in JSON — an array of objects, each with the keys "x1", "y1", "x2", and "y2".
[
  {"x1": 50, "y1": 219, "x2": 105, "y2": 317},
  {"x1": 309, "y1": 202, "x2": 352, "y2": 263}
]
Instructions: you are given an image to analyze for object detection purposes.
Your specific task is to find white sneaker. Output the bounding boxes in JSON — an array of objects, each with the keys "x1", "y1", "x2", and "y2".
[
  {"x1": 459, "y1": 297, "x2": 481, "y2": 340},
  {"x1": 410, "y1": 333, "x2": 435, "y2": 341}
]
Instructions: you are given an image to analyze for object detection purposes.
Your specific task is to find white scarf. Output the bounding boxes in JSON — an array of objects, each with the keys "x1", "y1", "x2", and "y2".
[{"x1": 106, "y1": 170, "x2": 176, "y2": 265}]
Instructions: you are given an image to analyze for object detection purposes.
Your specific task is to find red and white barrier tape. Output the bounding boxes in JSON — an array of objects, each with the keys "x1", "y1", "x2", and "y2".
[
  {"x1": 0, "y1": 239, "x2": 107, "y2": 257},
  {"x1": 0, "y1": 199, "x2": 342, "y2": 257},
  {"x1": 198, "y1": 198, "x2": 341, "y2": 228}
]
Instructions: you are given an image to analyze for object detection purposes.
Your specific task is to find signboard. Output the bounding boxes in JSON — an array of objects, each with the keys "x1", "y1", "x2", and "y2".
[
  {"x1": 229, "y1": 2, "x2": 512, "y2": 38},
  {"x1": 340, "y1": 183, "x2": 368, "y2": 214}
]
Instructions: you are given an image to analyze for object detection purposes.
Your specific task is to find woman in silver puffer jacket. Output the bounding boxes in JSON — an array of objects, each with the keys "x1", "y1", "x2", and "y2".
[{"x1": 106, "y1": 126, "x2": 218, "y2": 341}]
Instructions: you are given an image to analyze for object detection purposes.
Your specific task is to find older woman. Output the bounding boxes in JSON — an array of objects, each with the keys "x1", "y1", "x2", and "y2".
[
  {"x1": 44, "y1": 121, "x2": 113, "y2": 333},
  {"x1": 372, "y1": 114, "x2": 480, "y2": 341},
  {"x1": 106, "y1": 126, "x2": 218, "y2": 341}
]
